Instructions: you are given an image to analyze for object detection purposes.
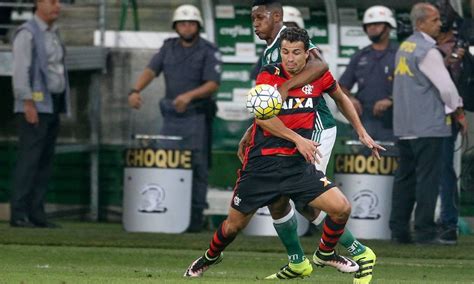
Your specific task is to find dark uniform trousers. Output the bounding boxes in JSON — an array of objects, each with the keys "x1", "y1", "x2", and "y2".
[
  {"x1": 159, "y1": 113, "x2": 209, "y2": 223},
  {"x1": 11, "y1": 94, "x2": 62, "y2": 224},
  {"x1": 389, "y1": 137, "x2": 443, "y2": 241}
]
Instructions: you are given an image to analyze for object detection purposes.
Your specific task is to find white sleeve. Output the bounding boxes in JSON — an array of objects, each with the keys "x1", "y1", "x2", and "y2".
[{"x1": 418, "y1": 48, "x2": 463, "y2": 113}]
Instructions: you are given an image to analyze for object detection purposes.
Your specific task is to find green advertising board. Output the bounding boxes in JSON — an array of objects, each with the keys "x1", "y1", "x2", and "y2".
[
  {"x1": 215, "y1": 5, "x2": 329, "y2": 58},
  {"x1": 215, "y1": 6, "x2": 256, "y2": 57},
  {"x1": 213, "y1": 63, "x2": 254, "y2": 150},
  {"x1": 304, "y1": 8, "x2": 329, "y2": 44}
]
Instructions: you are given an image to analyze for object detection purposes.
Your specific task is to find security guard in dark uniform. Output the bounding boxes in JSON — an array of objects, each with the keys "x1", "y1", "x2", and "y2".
[
  {"x1": 128, "y1": 4, "x2": 222, "y2": 232},
  {"x1": 339, "y1": 6, "x2": 398, "y2": 142}
]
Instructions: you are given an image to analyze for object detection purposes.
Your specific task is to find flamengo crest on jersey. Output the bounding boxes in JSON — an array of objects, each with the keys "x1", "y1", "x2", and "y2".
[{"x1": 302, "y1": 84, "x2": 314, "y2": 95}]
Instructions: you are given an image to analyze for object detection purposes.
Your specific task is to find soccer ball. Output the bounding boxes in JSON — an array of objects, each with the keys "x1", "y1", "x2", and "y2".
[{"x1": 246, "y1": 84, "x2": 282, "y2": 120}]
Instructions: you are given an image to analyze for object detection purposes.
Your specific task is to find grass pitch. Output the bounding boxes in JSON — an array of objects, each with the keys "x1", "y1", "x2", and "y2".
[{"x1": 0, "y1": 222, "x2": 472, "y2": 283}]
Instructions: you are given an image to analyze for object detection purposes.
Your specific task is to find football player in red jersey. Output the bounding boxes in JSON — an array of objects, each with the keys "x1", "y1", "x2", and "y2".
[{"x1": 185, "y1": 27, "x2": 383, "y2": 280}]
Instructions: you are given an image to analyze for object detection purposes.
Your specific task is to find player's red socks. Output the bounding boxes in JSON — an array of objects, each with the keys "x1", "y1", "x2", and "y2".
[
  {"x1": 318, "y1": 216, "x2": 346, "y2": 253},
  {"x1": 207, "y1": 221, "x2": 236, "y2": 258}
]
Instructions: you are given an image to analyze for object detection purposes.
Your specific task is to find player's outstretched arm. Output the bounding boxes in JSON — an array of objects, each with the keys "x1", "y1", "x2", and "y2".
[
  {"x1": 329, "y1": 84, "x2": 385, "y2": 159},
  {"x1": 255, "y1": 117, "x2": 321, "y2": 163},
  {"x1": 278, "y1": 49, "x2": 328, "y2": 100}
]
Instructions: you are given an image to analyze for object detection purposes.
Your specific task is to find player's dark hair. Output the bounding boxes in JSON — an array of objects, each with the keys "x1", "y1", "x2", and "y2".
[
  {"x1": 252, "y1": 0, "x2": 280, "y2": 7},
  {"x1": 33, "y1": 0, "x2": 39, "y2": 13},
  {"x1": 280, "y1": 27, "x2": 310, "y2": 51}
]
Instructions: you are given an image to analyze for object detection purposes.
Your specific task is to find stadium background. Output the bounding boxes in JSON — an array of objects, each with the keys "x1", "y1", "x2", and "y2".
[{"x1": 0, "y1": 0, "x2": 473, "y2": 225}]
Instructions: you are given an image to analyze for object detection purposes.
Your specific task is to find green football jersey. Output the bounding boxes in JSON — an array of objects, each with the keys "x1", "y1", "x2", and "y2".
[{"x1": 261, "y1": 26, "x2": 336, "y2": 133}]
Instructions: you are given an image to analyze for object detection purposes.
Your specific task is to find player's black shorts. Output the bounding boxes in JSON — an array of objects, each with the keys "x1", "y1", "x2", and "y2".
[{"x1": 231, "y1": 155, "x2": 336, "y2": 214}]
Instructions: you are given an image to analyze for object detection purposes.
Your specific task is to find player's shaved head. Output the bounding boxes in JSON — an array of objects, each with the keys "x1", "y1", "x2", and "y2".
[
  {"x1": 266, "y1": 2, "x2": 283, "y2": 16},
  {"x1": 252, "y1": 0, "x2": 280, "y2": 7},
  {"x1": 252, "y1": 0, "x2": 283, "y2": 19},
  {"x1": 251, "y1": 0, "x2": 284, "y2": 44}
]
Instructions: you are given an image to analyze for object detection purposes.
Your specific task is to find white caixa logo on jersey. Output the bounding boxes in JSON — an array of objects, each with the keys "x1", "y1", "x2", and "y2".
[
  {"x1": 301, "y1": 84, "x2": 313, "y2": 95},
  {"x1": 233, "y1": 195, "x2": 242, "y2": 207}
]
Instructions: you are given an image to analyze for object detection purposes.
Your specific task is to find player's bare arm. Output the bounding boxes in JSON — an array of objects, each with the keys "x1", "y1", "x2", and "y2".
[
  {"x1": 128, "y1": 68, "x2": 156, "y2": 109},
  {"x1": 173, "y1": 81, "x2": 219, "y2": 113},
  {"x1": 237, "y1": 125, "x2": 253, "y2": 163},
  {"x1": 255, "y1": 117, "x2": 321, "y2": 163},
  {"x1": 278, "y1": 48, "x2": 328, "y2": 100},
  {"x1": 329, "y1": 83, "x2": 385, "y2": 159}
]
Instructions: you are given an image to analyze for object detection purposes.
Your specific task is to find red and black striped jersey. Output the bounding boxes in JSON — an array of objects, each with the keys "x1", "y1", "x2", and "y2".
[{"x1": 247, "y1": 63, "x2": 337, "y2": 159}]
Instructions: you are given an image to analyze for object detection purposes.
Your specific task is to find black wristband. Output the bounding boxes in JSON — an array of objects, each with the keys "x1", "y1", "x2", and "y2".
[{"x1": 128, "y1": 88, "x2": 139, "y2": 96}]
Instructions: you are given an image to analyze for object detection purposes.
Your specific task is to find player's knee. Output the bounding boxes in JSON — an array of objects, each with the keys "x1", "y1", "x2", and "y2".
[
  {"x1": 338, "y1": 198, "x2": 351, "y2": 221},
  {"x1": 223, "y1": 218, "x2": 245, "y2": 236},
  {"x1": 329, "y1": 197, "x2": 351, "y2": 222},
  {"x1": 268, "y1": 204, "x2": 291, "y2": 219},
  {"x1": 270, "y1": 208, "x2": 288, "y2": 219}
]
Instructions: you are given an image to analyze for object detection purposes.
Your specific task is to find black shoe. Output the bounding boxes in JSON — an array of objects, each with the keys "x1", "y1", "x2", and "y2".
[
  {"x1": 391, "y1": 234, "x2": 413, "y2": 244},
  {"x1": 187, "y1": 208, "x2": 205, "y2": 233},
  {"x1": 31, "y1": 220, "x2": 61, "y2": 229},
  {"x1": 414, "y1": 236, "x2": 442, "y2": 245},
  {"x1": 186, "y1": 222, "x2": 204, "y2": 233},
  {"x1": 439, "y1": 228, "x2": 457, "y2": 245},
  {"x1": 10, "y1": 218, "x2": 36, "y2": 228}
]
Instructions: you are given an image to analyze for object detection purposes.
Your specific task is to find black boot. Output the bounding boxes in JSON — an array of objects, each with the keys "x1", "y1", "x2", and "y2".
[{"x1": 187, "y1": 208, "x2": 204, "y2": 233}]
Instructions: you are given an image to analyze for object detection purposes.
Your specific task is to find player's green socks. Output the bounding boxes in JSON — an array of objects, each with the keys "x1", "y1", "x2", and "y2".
[
  {"x1": 273, "y1": 208, "x2": 305, "y2": 264},
  {"x1": 338, "y1": 229, "x2": 366, "y2": 256}
]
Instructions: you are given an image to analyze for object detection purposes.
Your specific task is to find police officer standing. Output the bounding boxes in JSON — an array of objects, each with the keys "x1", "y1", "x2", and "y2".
[
  {"x1": 128, "y1": 4, "x2": 222, "y2": 232},
  {"x1": 339, "y1": 6, "x2": 398, "y2": 142},
  {"x1": 10, "y1": 0, "x2": 69, "y2": 228}
]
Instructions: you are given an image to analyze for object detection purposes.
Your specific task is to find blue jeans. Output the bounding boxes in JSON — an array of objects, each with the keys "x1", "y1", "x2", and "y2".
[{"x1": 439, "y1": 124, "x2": 459, "y2": 230}]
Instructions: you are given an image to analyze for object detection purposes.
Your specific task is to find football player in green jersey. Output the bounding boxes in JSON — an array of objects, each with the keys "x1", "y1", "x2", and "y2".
[{"x1": 242, "y1": 2, "x2": 380, "y2": 283}]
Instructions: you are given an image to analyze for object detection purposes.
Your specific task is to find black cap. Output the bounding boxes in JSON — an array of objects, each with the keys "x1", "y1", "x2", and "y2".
[{"x1": 252, "y1": 0, "x2": 280, "y2": 7}]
